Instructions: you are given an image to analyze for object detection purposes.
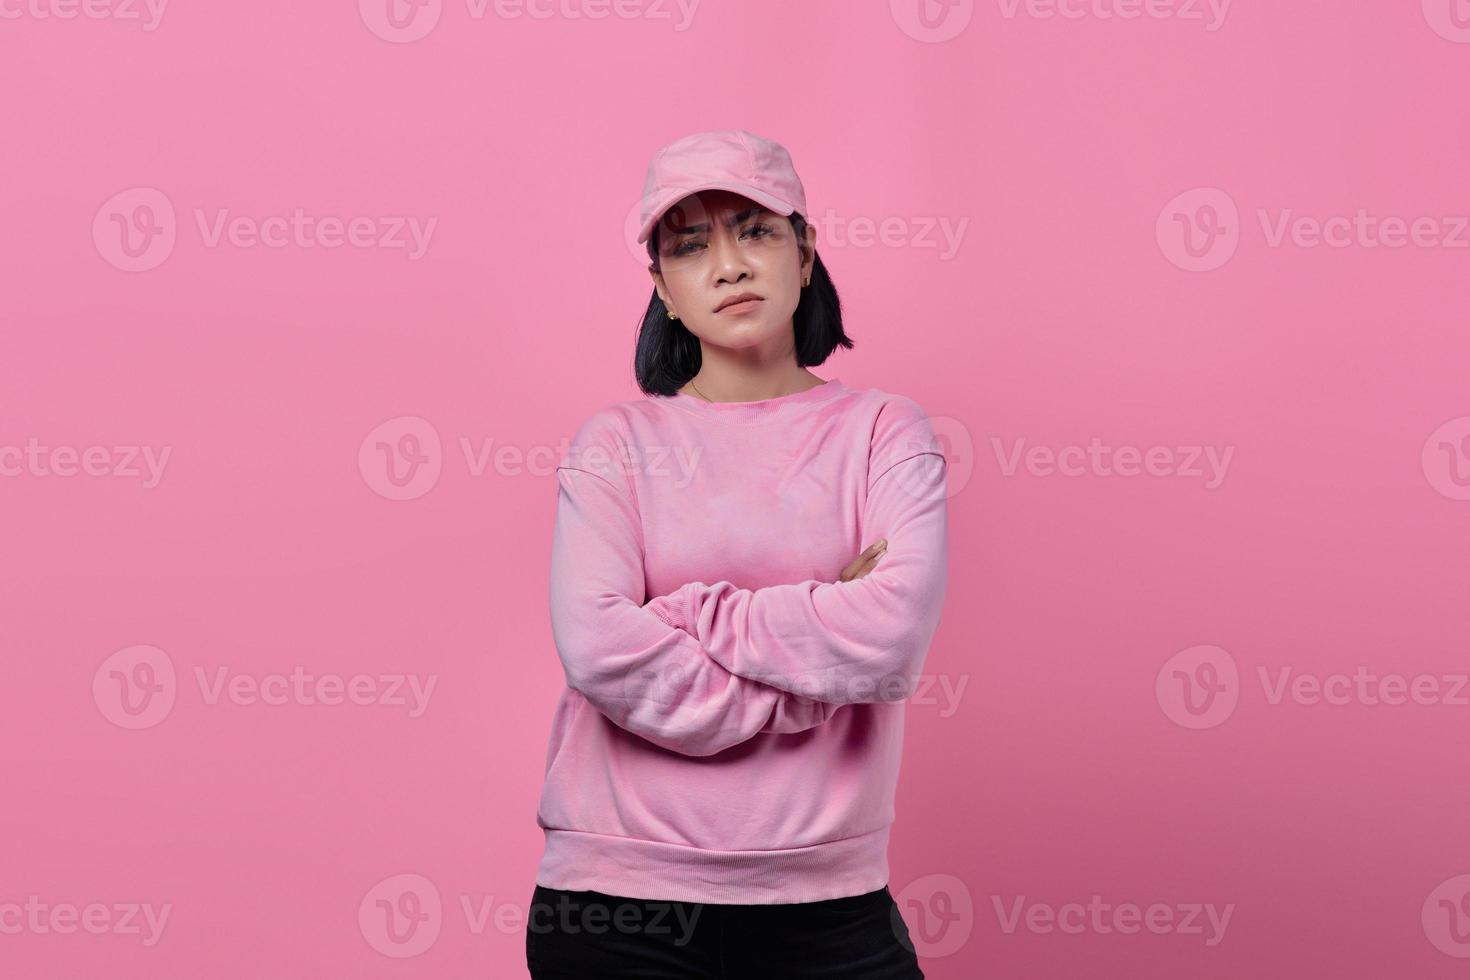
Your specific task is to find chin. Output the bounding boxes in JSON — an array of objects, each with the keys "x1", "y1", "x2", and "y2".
[{"x1": 707, "y1": 320, "x2": 783, "y2": 347}]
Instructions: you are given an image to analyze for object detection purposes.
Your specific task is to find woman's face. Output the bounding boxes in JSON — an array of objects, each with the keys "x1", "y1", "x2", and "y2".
[{"x1": 649, "y1": 189, "x2": 815, "y2": 352}]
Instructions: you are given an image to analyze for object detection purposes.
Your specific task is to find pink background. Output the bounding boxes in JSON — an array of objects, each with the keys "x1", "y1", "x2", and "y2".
[{"x1": 4, "y1": 1, "x2": 1470, "y2": 977}]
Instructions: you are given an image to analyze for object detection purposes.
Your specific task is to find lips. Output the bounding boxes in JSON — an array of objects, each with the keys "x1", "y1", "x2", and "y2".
[{"x1": 715, "y1": 292, "x2": 763, "y2": 313}]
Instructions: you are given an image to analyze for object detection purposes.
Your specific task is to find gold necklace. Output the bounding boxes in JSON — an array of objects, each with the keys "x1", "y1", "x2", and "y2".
[{"x1": 687, "y1": 377, "x2": 819, "y2": 403}]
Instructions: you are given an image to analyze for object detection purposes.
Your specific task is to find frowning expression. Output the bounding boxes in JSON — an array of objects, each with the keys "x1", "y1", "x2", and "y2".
[{"x1": 649, "y1": 189, "x2": 815, "y2": 350}]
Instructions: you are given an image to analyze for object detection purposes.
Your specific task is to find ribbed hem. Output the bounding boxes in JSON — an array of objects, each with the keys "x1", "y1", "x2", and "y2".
[{"x1": 535, "y1": 825, "x2": 891, "y2": 905}]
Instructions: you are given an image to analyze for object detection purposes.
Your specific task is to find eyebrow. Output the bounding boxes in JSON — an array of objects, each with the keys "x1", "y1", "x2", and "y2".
[{"x1": 665, "y1": 207, "x2": 768, "y2": 236}]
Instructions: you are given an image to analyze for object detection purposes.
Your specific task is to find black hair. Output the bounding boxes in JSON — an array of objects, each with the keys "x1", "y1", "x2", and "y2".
[{"x1": 633, "y1": 210, "x2": 852, "y2": 397}]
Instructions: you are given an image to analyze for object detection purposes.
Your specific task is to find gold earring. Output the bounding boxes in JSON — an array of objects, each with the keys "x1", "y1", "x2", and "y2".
[{"x1": 669, "y1": 311, "x2": 679, "y2": 320}]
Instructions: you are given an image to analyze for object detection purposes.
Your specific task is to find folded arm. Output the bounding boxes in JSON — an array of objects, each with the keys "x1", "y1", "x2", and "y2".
[
  {"x1": 549, "y1": 456, "x2": 837, "y2": 757},
  {"x1": 649, "y1": 401, "x2": 950, "y2": 705}
]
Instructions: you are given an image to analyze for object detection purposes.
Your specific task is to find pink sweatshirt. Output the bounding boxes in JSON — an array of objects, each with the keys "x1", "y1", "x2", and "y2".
[{"x1": 533, "y1": 377, "x2": 949, "y2": 904}]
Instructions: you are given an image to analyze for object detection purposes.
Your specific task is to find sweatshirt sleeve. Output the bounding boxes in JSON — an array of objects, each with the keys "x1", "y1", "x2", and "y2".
[
  {"x1": 655, "y1": 397, "x2": 949, "y2": 705},
  {"x1": 548, "y1": 410, "x2": 838, "y2": 757}
]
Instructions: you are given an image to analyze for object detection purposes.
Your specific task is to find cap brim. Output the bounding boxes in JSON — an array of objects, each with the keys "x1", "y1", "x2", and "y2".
[{"x1": 636, "y1": 182, "x2": 796, "y2": 245}]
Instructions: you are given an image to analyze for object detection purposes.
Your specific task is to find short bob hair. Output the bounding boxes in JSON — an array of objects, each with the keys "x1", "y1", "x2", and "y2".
[{"x1": 634, "y1": 208, "x2": 853, "y2": 397}]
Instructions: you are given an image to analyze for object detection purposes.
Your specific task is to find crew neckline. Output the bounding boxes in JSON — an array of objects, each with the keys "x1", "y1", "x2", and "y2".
[{"x1": 661, "y1": 377, "x2": 848, "y2": 424}]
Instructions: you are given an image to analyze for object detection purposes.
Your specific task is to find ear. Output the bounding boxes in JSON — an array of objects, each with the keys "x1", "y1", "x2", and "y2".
[
  {"x1": 648, "y1": 266, "x2": 674, "y2": 313},
  {"x1": 799, "y1": 222, "x2": 817, "y2": 278}
]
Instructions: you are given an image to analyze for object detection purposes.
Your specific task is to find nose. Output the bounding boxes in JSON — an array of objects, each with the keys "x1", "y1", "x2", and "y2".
[{"x1": 707, "y1": 225, "x2": 752, "y2": 286}]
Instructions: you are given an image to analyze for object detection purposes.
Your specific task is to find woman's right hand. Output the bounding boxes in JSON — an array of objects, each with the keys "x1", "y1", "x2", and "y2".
[{"x1": 839, "y1": 539, "x2": 887, "y2": 582}]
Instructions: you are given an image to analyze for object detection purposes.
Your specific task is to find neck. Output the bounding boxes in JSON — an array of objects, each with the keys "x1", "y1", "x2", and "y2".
[{"x1": 683, "y1": 369, "x2": 825, "y2": 403}]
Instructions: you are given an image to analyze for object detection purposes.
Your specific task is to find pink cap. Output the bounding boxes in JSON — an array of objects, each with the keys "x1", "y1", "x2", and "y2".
[{"x1": 636, "y1": 129, "x2": 809, "y2": 246}]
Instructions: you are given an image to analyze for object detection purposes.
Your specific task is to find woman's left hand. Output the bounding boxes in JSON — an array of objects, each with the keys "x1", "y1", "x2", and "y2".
[{"x1": 838, "y1": 539, "x2": 887, "y2": 582}]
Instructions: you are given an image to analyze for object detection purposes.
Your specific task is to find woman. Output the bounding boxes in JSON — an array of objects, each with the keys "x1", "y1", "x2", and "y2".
[{"x1": 526, "y1": 129, "x2": 949, "y2": 979}]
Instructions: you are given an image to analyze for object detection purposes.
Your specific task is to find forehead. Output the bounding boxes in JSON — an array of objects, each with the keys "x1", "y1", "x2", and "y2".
[{"x1": 659, "y1": 189, "x2": 771, "y2": 230}]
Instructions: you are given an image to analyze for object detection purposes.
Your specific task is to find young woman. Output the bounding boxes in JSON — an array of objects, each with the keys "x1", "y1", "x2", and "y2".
[{"x1": 526, "y1": 129, "x2": 949, "y2": 979}]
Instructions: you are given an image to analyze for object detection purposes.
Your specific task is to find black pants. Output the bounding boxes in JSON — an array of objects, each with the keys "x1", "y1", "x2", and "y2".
[{"x1": 525, "y1": 883, "x2": 925, "y2": 979}]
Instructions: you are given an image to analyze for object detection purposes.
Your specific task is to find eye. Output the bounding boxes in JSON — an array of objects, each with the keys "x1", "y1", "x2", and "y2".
[{"x1": 669, "y1": 222, "x2": 774, "y2": 257}]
